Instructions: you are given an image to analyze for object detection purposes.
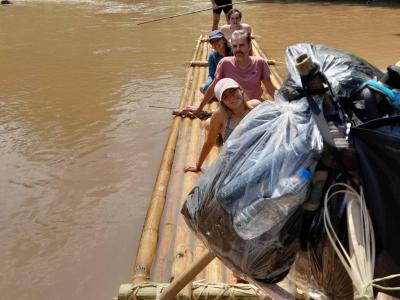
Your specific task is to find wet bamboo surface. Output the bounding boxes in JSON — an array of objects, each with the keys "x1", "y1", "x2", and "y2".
[{"x1": 125, "y1": 36, "x2": 283, "y2": 298}]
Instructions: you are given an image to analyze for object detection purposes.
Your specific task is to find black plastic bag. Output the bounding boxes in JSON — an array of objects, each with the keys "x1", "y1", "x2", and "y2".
[{"x1": 351, "y1": 115, "x2": 400, "y2": 297}]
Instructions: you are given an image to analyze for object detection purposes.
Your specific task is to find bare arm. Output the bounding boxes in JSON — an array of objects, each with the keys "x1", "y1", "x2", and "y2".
[
  {"x1": 247, "y1": 99, "x2": 261, "y2": 108},
  {"x1": 262, "y1": 77, "x2": 278, "y2": 99},
  {"x1": 220, "y1": 25, "x2": 231, "y2": 40},
  {"x1": 242, "y1": 23, "x2": 252, "y2": 35},
  {"x1": 184, "y1": 112, "x2": 223, "y2": 172},
  {"x1": 187, "y1": 78, "x2": 219, "y2": 114}
]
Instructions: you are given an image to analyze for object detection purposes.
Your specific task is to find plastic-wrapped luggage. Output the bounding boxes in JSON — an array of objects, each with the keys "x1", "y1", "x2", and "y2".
[
  {"x1": 182, "y1": 42, "x2": 396, "y2": 288},
  {"x1": 181, "y1": 91, "x2": 323, "y2": 283},
  {"x1": 284, "y1": 43, "x2": 383, "y2": 102}
]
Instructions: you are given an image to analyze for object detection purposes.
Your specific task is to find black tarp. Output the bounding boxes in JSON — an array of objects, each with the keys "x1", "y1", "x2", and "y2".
[{"x1": 351, "y1": 115, "x2": 400, "y2": 297}]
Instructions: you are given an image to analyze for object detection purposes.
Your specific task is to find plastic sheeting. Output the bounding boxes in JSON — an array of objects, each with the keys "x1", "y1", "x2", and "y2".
[
  {"x1": 182, "y1": 92, "x2": 323, "y2": 283},
  {"x1": 351, "y1": 115, "x2": 400, "y2": 298},
  {"x1": 284, "y1": 43, "x2": 383, "y2": 102}
]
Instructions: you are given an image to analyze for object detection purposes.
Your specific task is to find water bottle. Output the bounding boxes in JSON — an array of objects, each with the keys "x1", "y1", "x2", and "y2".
[
  {"x1": 233, "y1": 167, "x2": 313, "y2": 239},
  {"x1": 273, "y1": 166, "x2": 312, "y2": 197}
]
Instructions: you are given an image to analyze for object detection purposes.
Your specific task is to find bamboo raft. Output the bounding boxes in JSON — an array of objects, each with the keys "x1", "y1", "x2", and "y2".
[
  {"x1": 115, "y1": 36, "x2": 287, "y2": 300},
  {"x1": 116, "y1": 37, "x2": 400, "y2": 300}
]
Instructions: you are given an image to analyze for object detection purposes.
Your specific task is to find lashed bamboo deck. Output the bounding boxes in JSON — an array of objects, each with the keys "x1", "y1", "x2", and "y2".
[{"x1": 115, "y1": 36, "x2": 288, "y2": 300}]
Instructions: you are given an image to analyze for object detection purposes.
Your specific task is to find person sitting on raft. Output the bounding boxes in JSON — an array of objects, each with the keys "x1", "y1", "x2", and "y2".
[
  {"x1": 353, "y1": 64, "x2": 400, "y2": 121},
  {"x1": 220, "y1": 9, "x2": 252, "y2": 41},
  {"x1": 187, "y1": 30, "x2": 278, "y2": 116},
  {"x1": 184, "y1": 78, "x2": 260, "y2": 173},
  {"x1": 200, "y1": 30, "x2": 233, "y2": 94}
]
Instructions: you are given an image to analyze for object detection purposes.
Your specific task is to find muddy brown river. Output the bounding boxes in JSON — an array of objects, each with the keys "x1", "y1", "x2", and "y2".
[{"x1": 0, "y1": 1, "x2": 399, "y2": 299}]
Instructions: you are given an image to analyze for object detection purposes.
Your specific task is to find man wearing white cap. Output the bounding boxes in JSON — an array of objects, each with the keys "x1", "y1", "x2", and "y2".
[
  {"x1": 184, "y1": 78, "x2": 260, "y2": 173},
  {"x1": 188, "y1": 30, "x2": 278, "y2": 116}
]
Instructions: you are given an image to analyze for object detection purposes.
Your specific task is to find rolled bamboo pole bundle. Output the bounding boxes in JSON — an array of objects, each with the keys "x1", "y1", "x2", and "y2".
[
  {"x1": 152, "y1": 37, "x2": 206, "y2": 283},
  {"x1": 131, "y1": 37, "x2": 203, "y2": 285}
]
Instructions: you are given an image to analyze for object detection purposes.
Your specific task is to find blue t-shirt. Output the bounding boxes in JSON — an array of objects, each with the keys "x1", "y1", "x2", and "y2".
[
  {"x1": 201, "y1": 45, "x2": 232, "y2": 92},
  {"x1": 202, "y1": 51, "x2": 223, "y2": 92}
]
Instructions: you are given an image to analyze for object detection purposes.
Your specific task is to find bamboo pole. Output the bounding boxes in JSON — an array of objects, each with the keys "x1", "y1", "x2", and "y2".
[
  {"x1": 190, "y1": 60, "x2": 277, "y2": 67},
  {"x1": 191, "y1": 40, "x2": 218, "y2": 283},
  {"x1": 160, "y1": 251, "x2": 216, "y2": 300},
  {"x1": 204, "y1": 100, "x2": 225, "y2": 284},
  {"x1": 159, "y1": 251, "x2": 293, "y2": 300},
  {"x1": 252, "y1": 39, "x2": 283, "y2": 90},
  {"x1": 152, "y1": 37, "x2": 205, "y2": 283},
  {"x1": 169, "y1": 44, "x2": 206, "y2": 298},
  {"x1": 131, "y1": 38, "x2": 202, "y2": 285},
  {"x1": 152, "y1": 119, "x2": 191, "y2": 282}
]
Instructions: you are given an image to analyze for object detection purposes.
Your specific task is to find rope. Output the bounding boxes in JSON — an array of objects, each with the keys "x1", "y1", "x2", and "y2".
[
  {"x1": 323, "y1": 183, "x2": 400, "y2": 299},
  {"x1": 128, "y1": 282, "x2": 265, "y2": 299}
]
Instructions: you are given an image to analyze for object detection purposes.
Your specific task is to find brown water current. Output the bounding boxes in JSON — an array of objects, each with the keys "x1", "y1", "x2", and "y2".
[{"x1": 0, "y1": 1, "x2": 399, "y2": 299}]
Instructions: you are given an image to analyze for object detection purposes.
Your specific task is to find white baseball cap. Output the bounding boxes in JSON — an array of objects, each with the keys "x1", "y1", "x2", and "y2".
[{"x1": 214, "y1": 78, "x2": 240, "y2": 102}]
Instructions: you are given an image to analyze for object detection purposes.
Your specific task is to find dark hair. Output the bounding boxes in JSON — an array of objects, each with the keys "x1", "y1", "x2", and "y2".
[
  {"x1": 381, "y1": 65, "x2": 400, "y2": 89},
  {"x1": 227, "y1": 8, "x2": 242, "y2": 20},
  {"x1": 231, "y1": 30, "x2": 251, "y2": 45},
  {"x1": 224, "y1": 41, "x2": 233, "y2": 56}
]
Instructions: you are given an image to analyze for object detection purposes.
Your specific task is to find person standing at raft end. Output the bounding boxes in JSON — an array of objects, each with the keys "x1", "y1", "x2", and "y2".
[
  {"x1": 184, "y1": 78, "x2": 260, "y2": 173},
  {"x1": 220, "y1": 8, "x2": 252, "y2": 41},
  {"x1": 188, "y1": 30, "x2": 278, "y2": 116},
  {"x1": 211, "y1": 0, "x2": 233, "y2": 30},
  {"x1": 200, "y1": 30, "x2": 233, "y2": 94}
]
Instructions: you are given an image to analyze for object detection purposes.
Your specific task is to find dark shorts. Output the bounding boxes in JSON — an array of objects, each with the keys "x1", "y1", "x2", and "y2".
[{"x1": 213, "y1": 0, "x2": 232, "y2": 15}]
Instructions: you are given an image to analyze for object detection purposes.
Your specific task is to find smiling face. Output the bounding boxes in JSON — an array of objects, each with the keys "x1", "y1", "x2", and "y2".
[{"x1": 210, "y1": 37, "x2": 225, "y2": 54}]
